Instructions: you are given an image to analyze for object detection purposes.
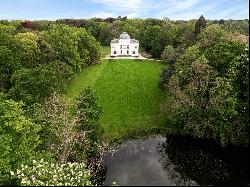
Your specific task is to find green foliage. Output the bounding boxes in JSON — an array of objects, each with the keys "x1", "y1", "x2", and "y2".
[
  {"x1": 77, "y1": 28, "x2": 101, "y2": 65},
  {"x1": 197, "y1": 24, "x2": 226, "y2": 49},
  {"x1": 42, "y1": 24, "x2": 101, "y2": 69},
  {"x1": 14, "y1": 32, "x2": 40, "y2": 68},
  {"x1": 139, "y1": 25, "x2": 161, "y2": 52},
  {"x1": 36, "y1": 36, "x2": 56, "y2": 64},
  {"x1": 205, "y1": 41, "x2": 246, "y2": 76},
  {"x1": 42, "y1": 24, "x2": 82, "y2": 69},
  {"x1": 175, "y1": 21, "x2": 195, "y2": 47},
  {"x1": 13, "y1": 159, "x2": 92, "y2": 186},
  {"x1": 150, "y1": 23, "x2": 177, "y2": 58},
  {"x1": 8, "y1": 65, "x2": 63, "y2": 105},
  {"x1": 194, "y1": 15, "x2": 206, "y2": 36},
  {"x1": 222, "y1": 20, "x2": 249, "y2": 35},
  {"x1": 34, "y1": 94, "x2": 78, "y2": 164},
  {"x1": 75, "y1": 87, "x2": 103, "y2": 160},
  {"x1": 0, "y1": 46, "x2": 18, "y2": 91},
  {"x1": 0, "y1": 26, "x2": 22, "y2": 92},
  {"x1": 34, "y1": 91, "x2": 104, "y2": 184},
  {"x1": 161, "y1": 45, "x2": 177, "y2": 64},
  {"x1": 159, "y1": 65, "x2": 175, "y2": 90},
  {"x1": 162, "y1": 39, "x2": 249, "y2": 146},
  {"x1": 0, "y1": 94, "x2": 41, "y2": 185}
]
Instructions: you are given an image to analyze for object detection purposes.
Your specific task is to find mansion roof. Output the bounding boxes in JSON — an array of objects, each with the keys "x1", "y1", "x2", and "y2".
[
  {"x1": 120, "y1": 32, "x2": 130, "y2": 39},
  {"x1": 110, "y1": 32, "x2": 139, "y2": 44}
]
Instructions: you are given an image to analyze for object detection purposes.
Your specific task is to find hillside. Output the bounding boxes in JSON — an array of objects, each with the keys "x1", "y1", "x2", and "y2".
[{"x1": 66, "y1": 58, "x2": 167, "y2": 141}]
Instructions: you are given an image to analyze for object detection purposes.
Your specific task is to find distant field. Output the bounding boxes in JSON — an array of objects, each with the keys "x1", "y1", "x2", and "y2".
[{"x1": 67, "y1": 48, "x2": 168, "y2": 142}]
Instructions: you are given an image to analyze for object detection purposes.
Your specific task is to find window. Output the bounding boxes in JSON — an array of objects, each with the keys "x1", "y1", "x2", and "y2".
[
  {"x1": 114, "y1": 51, "x2": 116, "y2": 54},
  {"x1": 120, "y1": 45, "x2": 122, "y2": 49},
  {"x1": 127, "y1": 45, "x2": 129, "y2": 49},
  {"x1": 132, "y1": 51, "x2": 135, "y2": 54},
  {"x1": 135, "y1": 45, "x2": 137, "y2": 49},
  {"x1": 127, "y1": 50, "x2": 129, "y2": 54},
  {"x1": 121, "y1": 50, "x2": 122, "y2": 54}
]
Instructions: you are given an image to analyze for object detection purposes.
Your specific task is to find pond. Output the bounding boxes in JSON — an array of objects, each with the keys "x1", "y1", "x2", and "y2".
[{"x1": 102, "y1": 135, "x2": 249, "y2": 186}]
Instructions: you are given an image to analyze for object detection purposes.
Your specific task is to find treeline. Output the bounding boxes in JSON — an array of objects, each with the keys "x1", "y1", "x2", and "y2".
[
  {"x1": 159, "y1": 16, "x2": 249, "y2": 147},
  {"x1": 0, "y1": 22, "x2": 103, "y2": 185},
  {"x1": 0, "y1": 23, "x2": 100, "y2": 104},
  {"x1": 1, "y1": 16, "x2": 248, "y2": 59}
]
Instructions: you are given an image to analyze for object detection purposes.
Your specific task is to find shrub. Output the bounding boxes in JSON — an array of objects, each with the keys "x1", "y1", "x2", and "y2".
[
  {"x1": 12, "y1": 159, "x2": 92, "y2": 186},
  {"x1": 0, "y1": 94, "x2": 41, "y2": 185}
]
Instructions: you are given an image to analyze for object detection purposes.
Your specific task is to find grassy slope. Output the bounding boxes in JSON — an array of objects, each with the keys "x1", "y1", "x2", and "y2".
[{"x1": 66, "y1": 46, "x2": 168, "y2": 142}]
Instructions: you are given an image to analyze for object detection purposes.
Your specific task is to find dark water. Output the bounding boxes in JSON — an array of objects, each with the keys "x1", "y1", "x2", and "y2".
[{"x1": 102, "y1": 135, "x2": 249, "y2": 186}]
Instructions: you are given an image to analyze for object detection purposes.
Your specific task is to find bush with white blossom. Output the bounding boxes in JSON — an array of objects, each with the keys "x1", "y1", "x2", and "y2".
[{"x1": 11, "y1": 159, "x2": 93, "y2": 186}]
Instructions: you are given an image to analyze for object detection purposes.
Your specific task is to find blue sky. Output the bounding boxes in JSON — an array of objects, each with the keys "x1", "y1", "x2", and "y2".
[{"x1": 0, "y1": 0, "x2": 248, "y2": 20}]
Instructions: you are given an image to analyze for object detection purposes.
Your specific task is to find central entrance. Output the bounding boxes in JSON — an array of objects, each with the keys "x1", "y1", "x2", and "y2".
[
  {"x1": 121, "y1": 50, "x2": 129, "y2": 55},
  {"x1": 121, "y1": 45, "x2": 129, "y2": 56}
]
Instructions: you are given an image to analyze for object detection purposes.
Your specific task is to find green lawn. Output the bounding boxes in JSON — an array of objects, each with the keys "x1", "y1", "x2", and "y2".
[{"x1": 66, "y1": 58, "x2": 168, "y2": 142}]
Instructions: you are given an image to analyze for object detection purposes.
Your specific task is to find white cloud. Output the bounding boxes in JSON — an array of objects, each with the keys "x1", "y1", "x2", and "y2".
[
  {"x1": 155, "y1": 0, "x2": 222, "y2": 20},
  {"x1": 91, "y1": 0, "x2": 202, "y2": 19},
  {"x1": 207, "y1": 4, "x2": 248, "y2": 20},
  {"x1": 170, "y1": 0, "x2": 201, "y2": 9},
  {"x1": 92, "y1": 0, "x2": 144, "y2": 11}
]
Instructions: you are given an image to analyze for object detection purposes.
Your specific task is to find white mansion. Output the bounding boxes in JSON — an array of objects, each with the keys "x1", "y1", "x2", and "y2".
[{"x1": 110, "y1": 32, "x2": 139, "y2": 57}]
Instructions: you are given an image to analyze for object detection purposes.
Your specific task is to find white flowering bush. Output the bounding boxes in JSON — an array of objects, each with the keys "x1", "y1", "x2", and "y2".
[{"x1": 11, "y1": 159, "x2": 93, "y2": 186}]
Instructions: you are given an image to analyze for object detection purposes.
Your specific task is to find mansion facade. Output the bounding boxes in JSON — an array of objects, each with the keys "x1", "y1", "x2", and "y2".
[{"x1": 110, "y1": 32, "x2": 139, "y2": 57}]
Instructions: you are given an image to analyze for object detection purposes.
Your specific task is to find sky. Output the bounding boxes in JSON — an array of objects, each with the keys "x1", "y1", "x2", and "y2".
[{"x1": 0, "y1": 0, "x2": 249, "y2": 20}]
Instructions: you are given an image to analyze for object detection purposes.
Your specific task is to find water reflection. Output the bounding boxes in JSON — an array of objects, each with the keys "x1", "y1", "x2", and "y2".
[
  {"x1": 158, "y1": 135, "x2": 249, "y2": 186},
  {"x1": 102, "y1": 135, "x2": 249, "y2": 186}
]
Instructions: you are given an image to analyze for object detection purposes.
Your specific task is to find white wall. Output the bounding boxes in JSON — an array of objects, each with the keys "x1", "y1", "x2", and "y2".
[{"x1": 110, "y1": 39, "x2": 139, "y2": 57}]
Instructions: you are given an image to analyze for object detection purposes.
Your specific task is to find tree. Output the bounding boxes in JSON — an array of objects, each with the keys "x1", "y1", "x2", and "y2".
[
  {"x1": 0, "y1": 94, "x2": 41, "y2": 185},
  {"x1": 74, "y1": 88, "x2": 103, "y2": 184},
  {"x1": 14, "y1": 32, "x2": 40, "y2": 68},
  {"x1": 42, "y1": 24, "x2": 82, "y2": 70},
  {"x1": 197, "y1": 24, "x2": 226, "y2": 49},
  {"x1": 205, "y1": 41, "x2": 246, "y2": 76},
  {"x1": 0, "y1": 24, "x2": 21, "y2": 92},
  {"x1": 161, "y1": 45, "x2": 177, "y2": 64},
  {"x1": 36, "y1": 36, "x2": 56, "y2": 64},
  {"x1": 8, "y1": 65, "x2": 63, "y2": 105},
  {"x1": 34, "y1": 89, "x2": 104, "y2": 184},
  {"x1": 20, "y1": 21, "x2": 36, "y2": 30},
  {"x1": 159, "y1": 65, "x2": 175, "y2": 90},
  {"x1": 75, "y1": 87, "x2": 103, "y2": 161},
  {"x1": 150, "y1": 22, "x2": 177, "y2": 58},
  {"x1": 34, "y1": 94, "x2": 78, "y2": 164},
  {"x1": 42, "y1": 24, "x2": 100, "y2": 68},
  {"x1": 218, "y1": 19, "x2": 225, "y2": 24},
  {"x1": 175, "y1": 21, "x2": 195, "y2": 48},
  {"x1": 0, "y1": 46, "x2": 19, "y2": 91},
  {"x1": 162, "y1": 40, "x2": 249, "y2": 146},
  {"x1": 139, "y1": 25, "x2": 161, "y2": 52},
  {"x1": 77, "y1": 28, "x2": 101, "y2": 65},
  {"x1": 194, "y1": 15, "x2": 206, "y2": 37}
]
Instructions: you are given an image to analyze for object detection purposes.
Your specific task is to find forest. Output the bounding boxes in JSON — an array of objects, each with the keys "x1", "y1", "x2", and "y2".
[{"x1": 0, "y1": 16, "x2": 249, "y2": 185}]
